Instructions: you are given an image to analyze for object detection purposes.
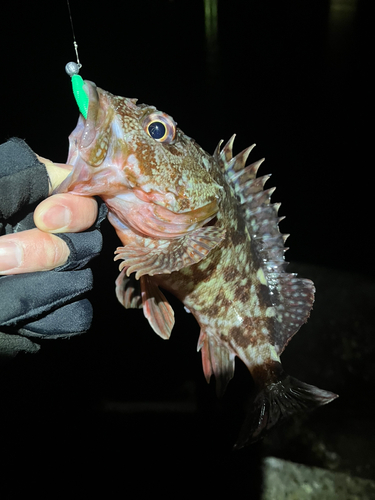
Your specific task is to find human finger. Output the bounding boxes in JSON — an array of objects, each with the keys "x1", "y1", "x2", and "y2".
[
  {"x1": 36, "y1": 155, "x2": 72, "y2": 194},
  {"x1": 0, "y1": 228, "x2": 70, "y2": 275},
  {"x1": 34, "y1": 193, "x2": 98, "y2": 234}
]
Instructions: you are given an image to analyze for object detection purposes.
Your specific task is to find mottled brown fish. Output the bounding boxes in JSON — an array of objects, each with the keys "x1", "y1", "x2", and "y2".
[{"x1": 57, "y1": 80, "x2": 337, "y2": 446}]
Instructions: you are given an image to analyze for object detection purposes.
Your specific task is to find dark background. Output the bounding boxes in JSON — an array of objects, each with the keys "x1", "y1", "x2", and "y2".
[{"x1": 0, "y1": 1, "x2": 373, "y2": 497}]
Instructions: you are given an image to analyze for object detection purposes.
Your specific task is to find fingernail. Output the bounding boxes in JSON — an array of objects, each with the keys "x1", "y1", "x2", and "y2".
[
  {"x1": 0, "y1": 241, "x2": 23, "y2": 273},
  {"x1": 41, "y1": 205, "x2": 72, "y2": 231}
]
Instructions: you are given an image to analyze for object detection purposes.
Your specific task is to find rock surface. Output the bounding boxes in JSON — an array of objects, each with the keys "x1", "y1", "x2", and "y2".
[{"x1": 262, "y1": 457, "x2": 375, "y2": 500}]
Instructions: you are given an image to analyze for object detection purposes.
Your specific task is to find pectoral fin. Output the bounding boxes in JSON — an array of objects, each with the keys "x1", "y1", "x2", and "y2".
[
  {"x1": 114, "y1": 226, "x2": 225, "y2": 279},
  {"x1": 115, "y1": 271, "x2": 174, "y2": 339},
  {"x1": 141, "y1": 275, "x2": 175, "y2": 339},
  {"x1": 115, "y1": 270, "x2": 142, "y2": 309}
]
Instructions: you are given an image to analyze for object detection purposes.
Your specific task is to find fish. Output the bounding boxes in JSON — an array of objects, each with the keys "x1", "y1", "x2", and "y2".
[{"x1": 57, "y1": 80, "x2": 338, "y2": 447}]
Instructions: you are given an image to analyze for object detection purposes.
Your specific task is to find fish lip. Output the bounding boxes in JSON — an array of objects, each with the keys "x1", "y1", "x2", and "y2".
[
  {"x1": 79, "y1": 80, "x2": 102, "y2": 148},
  {"x1": 65, "y1": 80, "x2": 108, "y2": 169}
]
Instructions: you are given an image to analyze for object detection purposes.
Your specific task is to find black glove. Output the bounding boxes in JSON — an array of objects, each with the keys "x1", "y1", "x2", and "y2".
[{"x1": 0, "y1": 138, "x2": 107, "y2": 358}]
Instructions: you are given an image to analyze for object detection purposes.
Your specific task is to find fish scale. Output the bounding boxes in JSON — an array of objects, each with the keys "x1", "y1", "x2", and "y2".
[{"x1": 57, "y1": 80, "x2": 338, "y2": 447}]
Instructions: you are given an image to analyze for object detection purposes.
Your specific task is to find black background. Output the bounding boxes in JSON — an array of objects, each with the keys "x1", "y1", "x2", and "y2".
[{"x1": 0, "y1": 1, "x2": 373, "y2": 497}]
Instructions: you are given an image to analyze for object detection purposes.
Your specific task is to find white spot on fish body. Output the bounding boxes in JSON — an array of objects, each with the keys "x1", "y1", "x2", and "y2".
[
  {"x1": 269, "y1": 345, "x2": 280, "y2": 362},
  {"x1": 257, "y1": 268, "x2": 267, "y2": 285},
  {"x1": 256, "y1": 355, "x2": 263, "y2": 365},
  {"x1": 202, "y1": 157, "x2": 210, "y2": 171},
  {"x1": 266, "y1": 306, "x2": 276, "y2": 317},
  {"x1": 198, "y1": 258, "x2": 212, "y2": 271},
  {"x1": 253, "y1": 306, "x2": 261, "y2": 317},
  {"x1": 126, "y1": 154, "x2": 140, "y2": 173}
]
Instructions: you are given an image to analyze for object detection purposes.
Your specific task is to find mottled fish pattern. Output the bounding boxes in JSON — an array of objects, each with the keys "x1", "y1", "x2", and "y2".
[{"x1": 57, "y1": 81, "x2": 337, "y2": 446}]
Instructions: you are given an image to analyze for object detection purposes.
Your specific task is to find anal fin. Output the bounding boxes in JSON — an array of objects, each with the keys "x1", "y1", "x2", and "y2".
[{"x1": 198, "y1": 330, "x2": 236, "y2": 396}]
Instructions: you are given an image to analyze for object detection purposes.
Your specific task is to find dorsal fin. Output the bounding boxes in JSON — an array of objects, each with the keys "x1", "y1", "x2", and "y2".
[{"x1": 216, "y1": 137, "x2": 315, "y2": 354}]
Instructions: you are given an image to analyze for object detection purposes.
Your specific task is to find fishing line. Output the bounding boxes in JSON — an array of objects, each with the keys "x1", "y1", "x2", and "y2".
[
  {"x1": 65, "y1": 0, "x2": 88, "y2": 119},
  {"x1": 66, "y1": 0, "x2": 81, "y2": 69}
]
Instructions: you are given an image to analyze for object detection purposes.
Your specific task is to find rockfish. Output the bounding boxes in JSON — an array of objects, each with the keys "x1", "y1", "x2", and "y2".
[{"x1": 57, "y1": 80, "x2": 337, "y2": 447}]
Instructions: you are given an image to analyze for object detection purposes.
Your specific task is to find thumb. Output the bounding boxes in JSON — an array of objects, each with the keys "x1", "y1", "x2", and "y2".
[
  {"x1": 36, "y1": 155, "x2": 73, "y2": 194},
  {"x1": 34, "y1": 193, "x2": 98, "y2": 234}
]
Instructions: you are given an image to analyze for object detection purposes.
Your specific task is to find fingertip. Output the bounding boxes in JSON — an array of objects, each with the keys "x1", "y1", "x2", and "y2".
[
  {"x1": 35, "y1": 202, "x2": 72, "y2": 232},
  {"x1": 0, "y1": 230, "x2": 70, "y2": 274},
  {"x1": 35, "y1": 194, "x2": 98, "y2": 233},
  {"x1": 36, "y1": 156, "x2": 72, "y2": 193}
]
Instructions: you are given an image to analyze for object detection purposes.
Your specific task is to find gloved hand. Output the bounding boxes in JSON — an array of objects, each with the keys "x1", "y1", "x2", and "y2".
[{"x1": 0, "y1": 138, "x2": 107, "y2": 358}]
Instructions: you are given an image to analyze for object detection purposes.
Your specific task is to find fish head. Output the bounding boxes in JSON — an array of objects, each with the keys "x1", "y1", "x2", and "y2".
[{"x1": 58, "y1": 81, "x2": 222, "y2": 237}]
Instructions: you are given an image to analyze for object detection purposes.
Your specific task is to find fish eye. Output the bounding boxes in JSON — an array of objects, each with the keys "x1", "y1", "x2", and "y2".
[{"x1": 142, "y1": 112, "x2": 176, "y2": 144}]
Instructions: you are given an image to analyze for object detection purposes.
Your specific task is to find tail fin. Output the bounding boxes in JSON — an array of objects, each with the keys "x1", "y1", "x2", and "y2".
[{"x1": 234, "y1": 375, "x2": 338, "y2": 449}]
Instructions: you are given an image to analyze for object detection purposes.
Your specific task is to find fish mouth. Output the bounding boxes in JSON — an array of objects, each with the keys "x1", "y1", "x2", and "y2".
[
  {"x1": 58, "y1": 81, "x2": 110, "y2": 193},
  {"x1": 66, "y1": 80, "x2": 111, "y2": 169}
]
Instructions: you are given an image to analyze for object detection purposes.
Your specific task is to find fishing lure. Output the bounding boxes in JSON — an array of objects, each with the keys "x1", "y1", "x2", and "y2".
[{"x1": 65, "y1": 62, "x2": 88, "y2": 119}]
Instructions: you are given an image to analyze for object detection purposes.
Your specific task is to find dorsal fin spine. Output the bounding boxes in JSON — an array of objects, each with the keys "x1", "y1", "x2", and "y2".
[
  {"x1": 213, "y1": 140, "x2": 224, "y2": 162},
  {"x1": 226, "y1": 150, "x2": 259, "y2": 181},
  {"x1": 217, "y1": 136, "x2": 315, "y2": 354},
  {"x1": 220, "y1": 134, "x2": 236, "y2": 163}
]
